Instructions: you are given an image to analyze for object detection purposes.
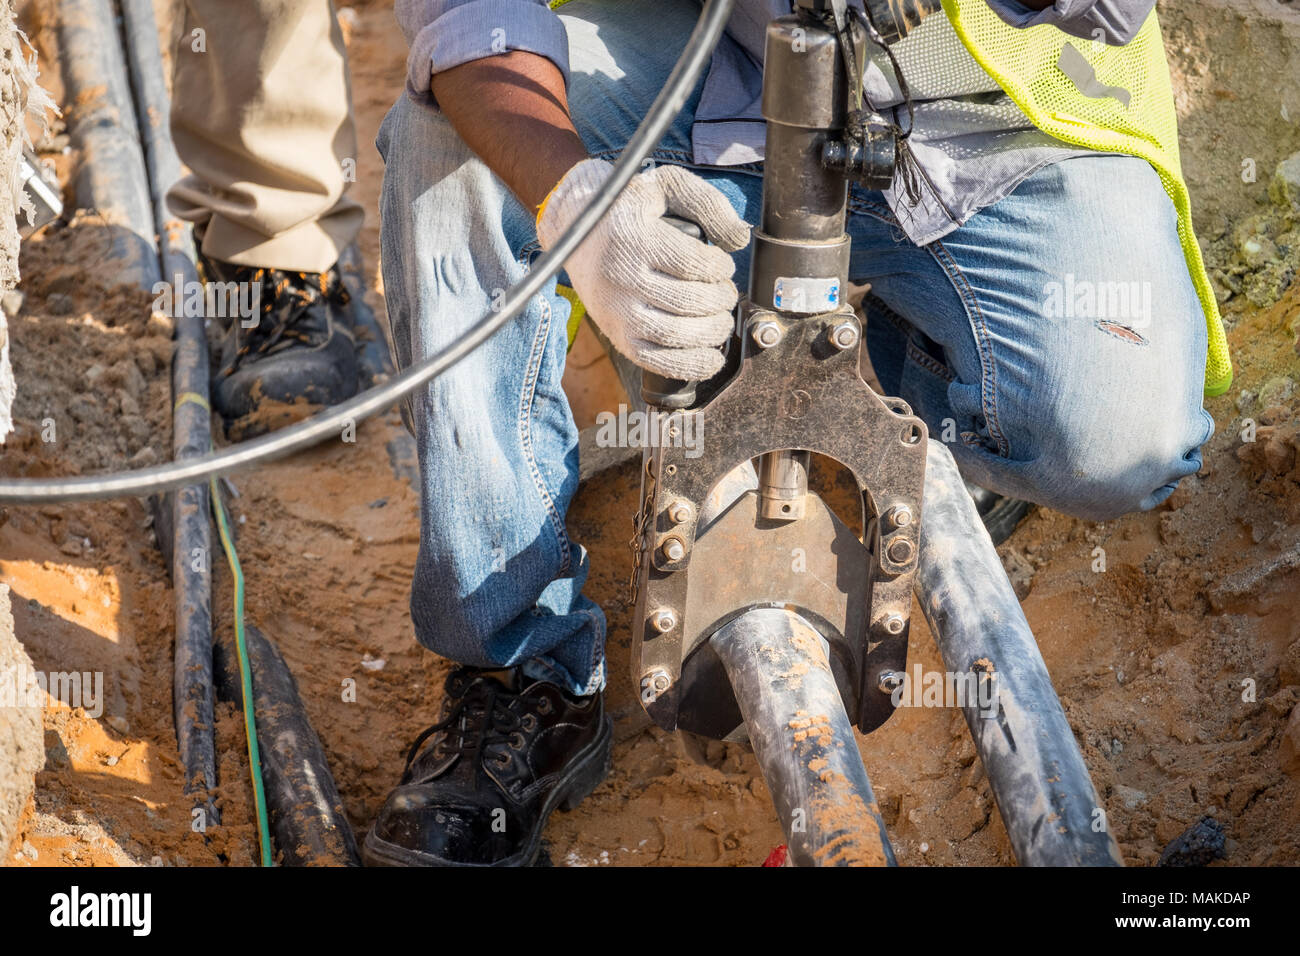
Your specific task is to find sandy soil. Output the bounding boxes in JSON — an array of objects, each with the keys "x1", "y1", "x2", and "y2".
[{"x1": 3, "y1": 0, "x2": 1298, "y2": 867}]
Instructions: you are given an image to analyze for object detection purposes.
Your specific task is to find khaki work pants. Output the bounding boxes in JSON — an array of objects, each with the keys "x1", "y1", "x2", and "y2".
[{"x1": 167, "y1": 0, "x2": 363, "y2": 272}]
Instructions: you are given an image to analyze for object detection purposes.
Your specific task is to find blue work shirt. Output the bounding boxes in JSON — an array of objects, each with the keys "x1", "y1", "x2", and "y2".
[{"x1": 395, "y1": 0, "x2": 1155, "y2": 244}]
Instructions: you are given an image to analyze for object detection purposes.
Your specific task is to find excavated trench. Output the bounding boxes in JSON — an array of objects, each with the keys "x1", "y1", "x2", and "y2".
[{"x1": 2, "y1": 0, "x2": 1299, "y2": 867}]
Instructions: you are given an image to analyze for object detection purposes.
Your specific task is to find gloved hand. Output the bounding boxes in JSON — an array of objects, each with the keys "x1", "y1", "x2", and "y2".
[{"x1": 537, "y1": 158, "x2": 751, "y2": 379}]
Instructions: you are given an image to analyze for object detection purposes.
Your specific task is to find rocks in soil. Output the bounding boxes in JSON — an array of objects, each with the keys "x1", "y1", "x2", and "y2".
[
  {"x1": 1000, "y1": 546, "x2": 1035, "y2": 600},
  {"x1": 105, "y1": 715, "x2": 130, "y2": 736},
  {"x1": 46, "y1": 292, "x2": 75, "y2": 315},
  {"x1": 941, "y1": 786, "x2": 992, "y2": 841},
  {"x1": 1157, "y1": 815, "x2": 1227, "y2": 867},
  {"x1": 1270, "y1": 151, "x2": 1300, "y2": 219},
  {"x1": 107, "y1": 358, "x2": 146, "y2": 399},
  {"x1": 127, "y1": 446, "x2": 159, "y2": 467},
  {"x1": 1257, "y1": 375, "x2": 1296, "y2": 410},
  {"x1": 43, "y1": 729, "x2": 69, "y2": 769},
  {"x1": 1281, "y1": 706, "x2": 1300, "y2": 775},
  {"x1": 1236, "y1": 420, "x2": 1299, "y2": 476},
  {"x1": 1114, "y1": 784, "x2": 1148, "y2": 810},
  {"x1": 66, "y1": 393, "x2": 97, "y2": 424},
  {"x1": 1, "y1": 289, "x2": 22, "y2": 318},
  {"x1": 1206, "y1": 152, "x2": 1300, "y2": 310},
  {"x1": 1259, "y1": 404, "x2": 1292, "y2": 426},
  {"x1": 1280, "y1": 639, "x2": 1300, "y2": 688}
]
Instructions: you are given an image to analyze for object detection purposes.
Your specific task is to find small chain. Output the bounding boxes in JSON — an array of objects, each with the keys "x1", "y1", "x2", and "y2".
[{"x1": 625, "y1": 452, "x2": 656, "y2": 609}]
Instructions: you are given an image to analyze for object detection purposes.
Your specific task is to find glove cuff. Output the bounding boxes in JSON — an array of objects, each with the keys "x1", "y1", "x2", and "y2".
[{"x1": 536, "y1": 157, "x2": 612, "y2": 250}]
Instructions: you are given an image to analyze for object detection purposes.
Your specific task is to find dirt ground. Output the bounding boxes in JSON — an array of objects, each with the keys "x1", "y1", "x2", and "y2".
[{"x1": 3, "y1": 0, "x2": 1299, "y2": 867}]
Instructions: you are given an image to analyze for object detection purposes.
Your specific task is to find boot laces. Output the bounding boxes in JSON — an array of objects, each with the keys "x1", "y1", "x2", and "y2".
[
  {"x1": 402, "y1": 677, "x2": 523, "y2": 782},
  {"x1": 226, "y1": 267, "x2": 350, "y2": 374}
]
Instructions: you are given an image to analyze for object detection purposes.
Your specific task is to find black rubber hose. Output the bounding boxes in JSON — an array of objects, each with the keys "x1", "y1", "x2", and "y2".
[
  {"x1": 57, "y1": 0, "x2": 157, "y2": 288},
  {"x1": 60, "y1": 0, "x2": 221, "y2": 824},
  {"x1": 915, "y1": 441, "x2": 1123, "y2": 866},
  {"x1": 711, "y1": 608, "x2": 896, "y2": 867},
  {"x1": 114, "y1": 0, "x2": 222, "y2": 827},
  {"x1": 240, "y1": 624, "x2": 362, "y2": 867}
]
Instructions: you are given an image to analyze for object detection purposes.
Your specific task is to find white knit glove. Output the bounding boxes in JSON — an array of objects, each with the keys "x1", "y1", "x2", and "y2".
[{"x1": 537, "y1": 158, "x2": 751, "y2": 379}]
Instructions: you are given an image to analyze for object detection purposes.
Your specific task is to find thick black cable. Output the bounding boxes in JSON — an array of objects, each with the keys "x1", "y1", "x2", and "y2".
[{"x1": 0, "y1": 0, "x2": 736, "y2": 504}]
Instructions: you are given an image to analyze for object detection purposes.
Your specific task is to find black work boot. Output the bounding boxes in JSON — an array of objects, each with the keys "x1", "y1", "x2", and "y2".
[
  {"x1": 198, "y1": 252, "x2": 360, "y2": 435},
  {"x1": 364, "y1": 666, "x2": 613, "y2": 867},
  {"x1": 965, "y1": 480, "x2": 1033, "y2": 546}
]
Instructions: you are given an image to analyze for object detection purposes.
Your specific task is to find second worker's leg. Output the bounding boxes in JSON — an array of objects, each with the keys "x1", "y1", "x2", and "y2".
[{"x1": 168, "y1": 0, "x2": 364, "y2": 434}]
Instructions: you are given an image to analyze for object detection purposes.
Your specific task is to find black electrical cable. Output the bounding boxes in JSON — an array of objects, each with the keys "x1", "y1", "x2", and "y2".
[
  {"x1": 0, "y1": 0, "x2": 736, "y2": 504},
  {"x1": 114, "y1": 0, "x2": 223, "y2": 830}
]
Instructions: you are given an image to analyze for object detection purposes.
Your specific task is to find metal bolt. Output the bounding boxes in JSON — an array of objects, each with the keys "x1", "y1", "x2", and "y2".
[
  {"x1": 650, "y1": 608, "x2": 677, "y2": 633},
  {"x1": 830, "y1": 320, "x2": 859, "y2": 351},
  {"x1": 751, "y1": 320, "x2": 783, "y2": 349},
  {"x1": 881, "y1": 612, "x2": 906, "y2": 635},
  {"x1": 660, "y1": 534, "x2": 687, "y2": 562},
  {"x1": 641, "y1": 667, "x2": 672, "y2": 704},
  {"x1": 886, "y1": 537, "x2": 914, "y2": 564},
  {"x1": 667, "y1": 499, "x2": 693, "y2": 524},
  {"x1": 877, "y1": 670, "x2": 905, "y2": 694},
  {"x1": 887, "y1": 504, "x2": 913, "y2": 528}
]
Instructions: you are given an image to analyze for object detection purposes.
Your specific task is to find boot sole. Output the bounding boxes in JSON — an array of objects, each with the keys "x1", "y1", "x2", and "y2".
[
  {"x1": 361, "y1": 713, "x2": 614, "y2": 868},
  {"x1": 982, "y1": 497, "x2": 1034, "y2": 547}
]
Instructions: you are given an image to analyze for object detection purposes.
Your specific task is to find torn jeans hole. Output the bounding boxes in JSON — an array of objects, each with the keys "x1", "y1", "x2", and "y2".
[{"x1": 1095, "y1": 320, "x2": 1147, "y2": 345}]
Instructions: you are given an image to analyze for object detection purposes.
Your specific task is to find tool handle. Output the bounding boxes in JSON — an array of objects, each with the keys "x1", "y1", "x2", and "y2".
[{"x1": 640, "y1": 215, "x2": 707, "y2": 410}]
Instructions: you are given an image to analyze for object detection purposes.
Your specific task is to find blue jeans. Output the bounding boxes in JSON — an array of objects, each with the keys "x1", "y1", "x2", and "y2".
[{"x1": 376, "y1": 0, "x2": 1213, "y2": 696}]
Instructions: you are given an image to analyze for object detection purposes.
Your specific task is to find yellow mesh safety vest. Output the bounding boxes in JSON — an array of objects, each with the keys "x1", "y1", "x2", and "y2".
[{"x1": 941, "y1": 0, "x2": 1232, "y2": 396}]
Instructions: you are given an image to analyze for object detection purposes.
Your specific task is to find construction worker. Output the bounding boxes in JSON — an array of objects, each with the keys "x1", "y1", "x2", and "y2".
[
  {"x1": 167, "y1": 1, "x2": 363, "y2": 433},
  {"x1": 366, "y1": 0, "x2": 1226, "y2": 866}
]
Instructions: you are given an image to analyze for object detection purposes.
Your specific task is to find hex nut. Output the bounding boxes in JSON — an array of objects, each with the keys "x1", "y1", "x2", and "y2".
[
  {"x1": 830, "y1": 321, "x2": 859, "y2": 350},
  {"x1": 887, "y1": 537, "x2": 914, "y2": 564},
  {"x1": 650, "y1": 608, "x2": 677, "y2": 633},
  {"x1": 640, "y1": 667, "x2": 672, "y2": 703},
  {"x1": 660, "y1": 535, "x2": 687, "y2": 562},
  {"x1": 887, "y1": 505, "x2": 913, "y2": 528},
  {"x1": 751, "y1": 320, "x2": 783, "y2": 349},
  {"x1": 877, "y1": 670, "x2": 905, "y2": 693}
]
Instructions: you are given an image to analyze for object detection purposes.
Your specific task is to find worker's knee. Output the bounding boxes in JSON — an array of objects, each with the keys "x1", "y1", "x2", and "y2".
[
  {"x1": 377, "y1": 95, "x2": 470, "y2": 184},
  {"x1": 990, "y1": 396, "x2": 1214, "y2": 522}
]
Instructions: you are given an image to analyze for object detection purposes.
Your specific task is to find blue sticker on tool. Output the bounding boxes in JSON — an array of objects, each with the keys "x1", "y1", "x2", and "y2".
[{"x1": 773, "y1": 276, "x2": 840, "y2": 314}]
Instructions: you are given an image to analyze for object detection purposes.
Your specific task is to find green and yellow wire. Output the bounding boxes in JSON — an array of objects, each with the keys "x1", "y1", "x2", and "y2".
[{"x1": 210, "y1": 475, "x2": 274, "y2": 867}]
